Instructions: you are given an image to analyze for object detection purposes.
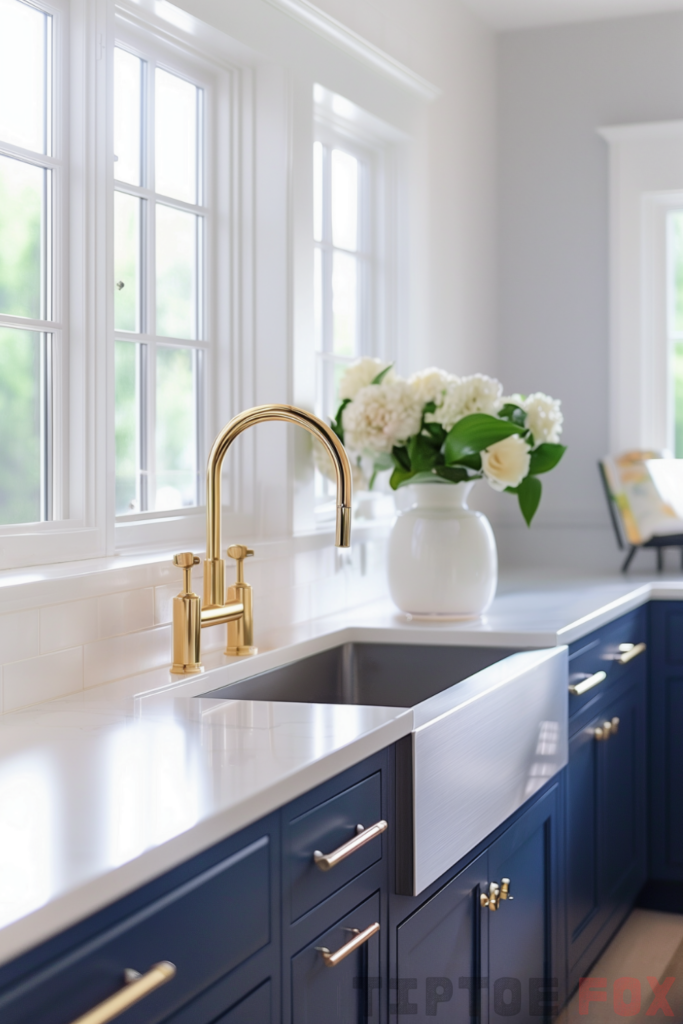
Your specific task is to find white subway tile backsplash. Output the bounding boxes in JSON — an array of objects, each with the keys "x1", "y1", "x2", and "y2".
[
  {"x1": 40, "y1": 599, "x2": 99, "y2": 653},
  {"x1": 0, "y1": 609, "x2": 40, "y2": 664},
  {"x1": 98, "y1": 588, "x2": 155, "y2": 639},
  {"x1": 3, "y1": 647, "x2": 83, "y2": 712},
  {"x1": 0, "y1": 534, "x2": 389, "y2": 713}
]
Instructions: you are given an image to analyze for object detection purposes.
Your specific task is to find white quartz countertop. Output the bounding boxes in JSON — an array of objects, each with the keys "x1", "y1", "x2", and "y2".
[{"x1": 0, "y1": 572, "x2": 679, "y2": 968}]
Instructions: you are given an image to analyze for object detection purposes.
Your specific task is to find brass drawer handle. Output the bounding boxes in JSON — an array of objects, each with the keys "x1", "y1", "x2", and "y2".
[
  {"x1": 314, "y1": 820, "x2": 387, "y2": 871},
  {"x1": 569, "y1": 670, "x2": 606, "y2": 696},
  {"x1": 618, "y1": 642, "x2": 646, "y2": 664},
  {"x1": 68, "y1": 962, "x2": 176, "y2": 1024},
  {"x1": 595, "y1": 721, "x2": 612, "y2": 741},
  {"x1": 316, "y1": 922, "x2": 380, "y2": 967}
]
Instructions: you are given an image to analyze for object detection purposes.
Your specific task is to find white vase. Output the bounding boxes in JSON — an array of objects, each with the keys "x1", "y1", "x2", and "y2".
[{"x1": 387, "y1": 482, "x2": 497, "y2": 618}]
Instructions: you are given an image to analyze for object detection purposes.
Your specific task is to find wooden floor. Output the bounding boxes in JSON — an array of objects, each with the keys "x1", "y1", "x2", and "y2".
[{"x1": 558, "y1": 909, "x2": 683, "y2": 1021}]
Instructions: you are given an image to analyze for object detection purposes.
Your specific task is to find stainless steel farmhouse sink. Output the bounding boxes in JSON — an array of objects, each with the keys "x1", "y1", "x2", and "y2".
[{"x1": 200, "y1": 642, "x2": 568, "y2": 895}]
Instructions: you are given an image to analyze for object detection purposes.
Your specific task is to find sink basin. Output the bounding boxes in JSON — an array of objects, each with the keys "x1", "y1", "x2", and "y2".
[
  {"x1": 199, "y1": 642, "x2": 520, "y2": 707},
  {"x1": 200, "y1": 641, "x2": 568, "y2": 895}
]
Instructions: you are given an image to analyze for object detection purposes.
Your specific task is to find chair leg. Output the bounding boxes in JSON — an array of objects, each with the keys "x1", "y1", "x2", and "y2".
[
  {"x1": 657, "y1": 548, "x2": 664, "y2": 572},
  {"x1": 622, "y1": 547, "x2": 637, "y2": 572}
]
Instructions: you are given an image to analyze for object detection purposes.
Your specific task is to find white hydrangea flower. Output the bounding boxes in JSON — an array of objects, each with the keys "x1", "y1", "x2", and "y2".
[
  {"x1": 481, "y1": 434, "x2": 531, "y2": 492},
  {"x1": 508, "y1": 392, "x2": 563, "y2": 444},
  {"x1": 338, "y1": 358, "x2": 394, "y2": 402},
  {"x1": 408, "y1": 367, "x2": 456, "y2": 409},
  {"x1": 342, "y1": 380, "x2": 423, "y2": 455},
  {"x1": 428, "y1": 374, "x2": 504, "y2": 431}
]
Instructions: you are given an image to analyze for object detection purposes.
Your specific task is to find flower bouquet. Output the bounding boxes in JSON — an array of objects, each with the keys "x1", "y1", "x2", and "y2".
[{"x1": 330, "y1": 358, "x2": 565, "y2": 525}]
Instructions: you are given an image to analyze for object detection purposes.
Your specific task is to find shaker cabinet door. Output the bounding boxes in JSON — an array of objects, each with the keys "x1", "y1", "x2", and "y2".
[
  {"x1": 396, "y1": 852, "x2": 488, "y2": 1023},
  {"x1": 487, "y1": 784, "x2": 563, "y2": 1024}
]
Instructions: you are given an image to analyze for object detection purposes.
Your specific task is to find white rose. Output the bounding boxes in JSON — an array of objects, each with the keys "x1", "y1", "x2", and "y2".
[
  {"x1": 481, "y1": 434, "x2": 531, "y2": 492},
  {"x1": 429, "y1": 373, "x2": 503, "y2": 431},
  {"x1": 523, "y1": 392, "x2": 563, "y2": 444},
  {"x1": 338, "y1": 358, "x2": 394, "y2": 402},
  {"x1": 342, "y1": 380, "x2": 422, "y2": 455},
  {"x1": 408, "y1": 367, "x2": 456, "y2": 408}
]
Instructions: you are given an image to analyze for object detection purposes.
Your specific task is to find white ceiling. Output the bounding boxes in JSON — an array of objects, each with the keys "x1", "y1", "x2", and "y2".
[{"x1": 461, "y1": 0, "x2": 683, "y2": 30}]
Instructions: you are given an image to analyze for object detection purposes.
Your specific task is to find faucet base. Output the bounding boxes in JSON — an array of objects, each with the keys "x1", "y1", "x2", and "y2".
[
  {"x1": 225, "y1": 645, "x2": 258, "y2": 657},
  {"x1": 171, "y1": 662, "x2": 205, "y2": 675}
]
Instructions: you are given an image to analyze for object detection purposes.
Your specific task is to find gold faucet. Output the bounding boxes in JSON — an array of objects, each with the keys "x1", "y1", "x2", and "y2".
[{"x1": 171, "y1": 404, "x2": 353, "y2": 674}]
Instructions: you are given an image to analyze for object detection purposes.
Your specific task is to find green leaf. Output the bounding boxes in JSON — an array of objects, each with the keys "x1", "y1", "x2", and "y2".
[
  {"x1": 517, "y1": 475, "x2": 542, "y2": 526},
  {"x1": 371, "y1": 364, "x2": 394, "y2": 385},
  {"x1": 444, "y1": 414, "x2": 524, "y2": 465},
  {"x1": 458, "y1": 452, "x2": 482, "y2": 471},
  {"x1": 435, "y1": 465, "x2": 471, "y2": 483},
  {"x1": 423, "y1": 401, "x2": 437, "y2": 415},
  {"x1": 331, "y1": 398, "x2": 351, "y2": 441},
  {"x1": 391, "y1": 445, "x2": 411, "y2": 472},
  {"x1": 408, "y1": 434, "x2": 440, "y2": 473},
  {"x1": 424, "y1": 421, "x2": 447, "y2": 445},
  {"x1": 498, "y1": 403, "x2": 527, "y2": 428},
  {"x1": 529, "y1": 443, "x2": 566, "y2": 475},
  {"x1": 390, "y1": 468, "x2": 414, "y2": 490}
]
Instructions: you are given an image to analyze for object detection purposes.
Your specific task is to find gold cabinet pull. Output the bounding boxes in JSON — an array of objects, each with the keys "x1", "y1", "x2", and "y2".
[
  {"x1": 68, "y1": 962, "x2": 176, "y2": 1024},
  {"x1": 316, "y1": 922, "x2": 380, "y2": 967},
  {"x1": 480, "y1": 878, "x2": 513, "y2": 911},
  {"x1": 611, "y1": 716, "x2": 620, "y2": 734},
  {"x1": 569, "y1": 671, "x2": 607, "y2": 696},
  {"x1": 313, "y1": 820, "x2": 388, "y2": 871},
  {"x1": 618, "y1": 642, "x2": 646, "y2": 665},
  {"x1": 595, "y1": 721, "x2": 613, "y2": 741}
]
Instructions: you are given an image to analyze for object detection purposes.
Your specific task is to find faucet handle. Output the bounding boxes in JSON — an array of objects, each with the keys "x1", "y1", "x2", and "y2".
[
  {"x1": 173, "y1": 552, "x2": 200, "y2": 595},
  {"x1": 227, "y1": 545, "x2": 254, "y2": 561}
]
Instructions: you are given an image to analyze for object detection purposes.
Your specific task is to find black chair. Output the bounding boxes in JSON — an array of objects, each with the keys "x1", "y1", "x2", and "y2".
[{"x1": 599, "y1": 461, "x2": 683, "y2": 572}]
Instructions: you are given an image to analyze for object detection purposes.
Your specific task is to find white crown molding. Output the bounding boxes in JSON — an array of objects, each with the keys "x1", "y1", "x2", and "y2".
[
  {"x1": 598, "y1": 120, "x2": 683, "y2": 143},
  {"x1": 260, "y1": 0, "x2": 441, "y2": 102}
]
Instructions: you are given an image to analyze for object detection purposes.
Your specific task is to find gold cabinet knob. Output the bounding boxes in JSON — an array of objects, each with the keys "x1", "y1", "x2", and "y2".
[
  {"x1": 500, "y1": 877, "x2": 513, "y2": 901},
  {"x1": 595, "y1": 720, "x2": 613, "y2": 741},
  {"x1": 481, "y1": 880, "x2": 512, "y2": 911},
  {"x1": 611, "y1": 716, "x2": 620, "y2": 735}
]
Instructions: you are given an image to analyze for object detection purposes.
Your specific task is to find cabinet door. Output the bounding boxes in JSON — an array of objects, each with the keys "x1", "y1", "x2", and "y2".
[
  {"x1": 598, "y1": 675, "x2": 647, "y2": 922},
  {"x1": 566, "y1": 713, "x2": 602, "y2": 977},
  {"x1": 396, "y1": 852, "x2": 488, "y2": 1022},
  {"x1": 291, "y1": 892, "x2": 381, "y2": 1024},
  {"x1": 487, "y1": 785, "x2": 562, "y2": 1024},
  {"x1": 650, "y1": 602, "x2": 683, "y2": 880}
]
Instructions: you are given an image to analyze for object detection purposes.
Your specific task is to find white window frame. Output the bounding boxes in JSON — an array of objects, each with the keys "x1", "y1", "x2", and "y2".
[
  {"x1": 112, "y1": 1, "x2": 249, "y2": 552},
  {"x1": 292, "y1": 84, "x2": 406, "y2": 531},
  {"x1": 601, "y1": 120, "x2": 683, "y2": 456}
]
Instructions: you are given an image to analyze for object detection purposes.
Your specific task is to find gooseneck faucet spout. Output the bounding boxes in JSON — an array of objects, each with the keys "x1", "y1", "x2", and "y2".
[{"x1": 171, "y1": 404, "x2": 352, "y2": 674}]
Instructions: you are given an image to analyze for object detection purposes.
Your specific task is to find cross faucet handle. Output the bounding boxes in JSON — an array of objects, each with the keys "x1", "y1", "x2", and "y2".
[
  {"x1": 227, "y1": 545, "x2": 254, "y2": 561},
  {"x1": 173, "y1": 552, "x2": 200, "y2": 595},
  {"x1": 227, "y1": 545, "x2": 254, "y2": 585}
]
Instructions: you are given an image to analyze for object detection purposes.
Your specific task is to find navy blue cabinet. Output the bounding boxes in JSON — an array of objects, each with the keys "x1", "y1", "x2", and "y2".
[
  {"x1": 649, "y1": 601, "x2": 683, "y2": 881},
  {"x1": 394, "y1": 783, "x2": 562, "y2": 1023},
  {"x1": 566, "y1": 616, "x2": 647, "y2": 994}
]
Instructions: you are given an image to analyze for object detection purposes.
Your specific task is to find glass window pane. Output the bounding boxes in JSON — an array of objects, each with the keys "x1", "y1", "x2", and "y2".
[
  {"x1": 155, "y1": 346, "x2": 196, "y2": 510},
  {"x1": 332, "y1": 251, "x2": 357, "y2": 357},
  {"x1": 331, "y1": 149, "x2": 358, "y2": 252},
  {"x1": 115, "y1": 340, "x2": 139, "y2": 514},
  {"x1": 155, "y1": 68, "x2": 198, "y2": 204},
  {"x1": 0, "y1": 155, "x2": 43, "y2": 319},
  {"x1": 114, "y1": 191, "x2": 141, "y2": 333},
  {"x1": 114, "y1": 48, "x2": 142, "y2": 187},
  {"x1": 313, "y1": 140, "x2": 323, "y2": 243},
  {"x1": 156, "y1": 204, "x2": 197, "y2": 340},
  {"x1": 0, "y1": 327, "x2": 41, "y2": 525},
  {"x1": 0, "y1": 0, "x2": 48, "y2": 154}
]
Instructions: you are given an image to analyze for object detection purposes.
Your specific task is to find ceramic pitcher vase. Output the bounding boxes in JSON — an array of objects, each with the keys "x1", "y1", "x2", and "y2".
[{"x1": 387, "y1": 482, "x2": 497, "y2": 618}]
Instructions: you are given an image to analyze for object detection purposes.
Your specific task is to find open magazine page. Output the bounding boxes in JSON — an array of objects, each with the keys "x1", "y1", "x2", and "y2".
[{"x1": 602, "y1": 452, "x2": 683, "y2": 544}]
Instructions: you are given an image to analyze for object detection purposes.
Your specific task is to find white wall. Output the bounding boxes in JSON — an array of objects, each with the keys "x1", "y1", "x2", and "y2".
[
  {"x1": 311, "y1": 0, "x2": 498, "y2": 378},
  {"x1": 496, "y1": 12, "x2": 683, "y2": 572}
]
